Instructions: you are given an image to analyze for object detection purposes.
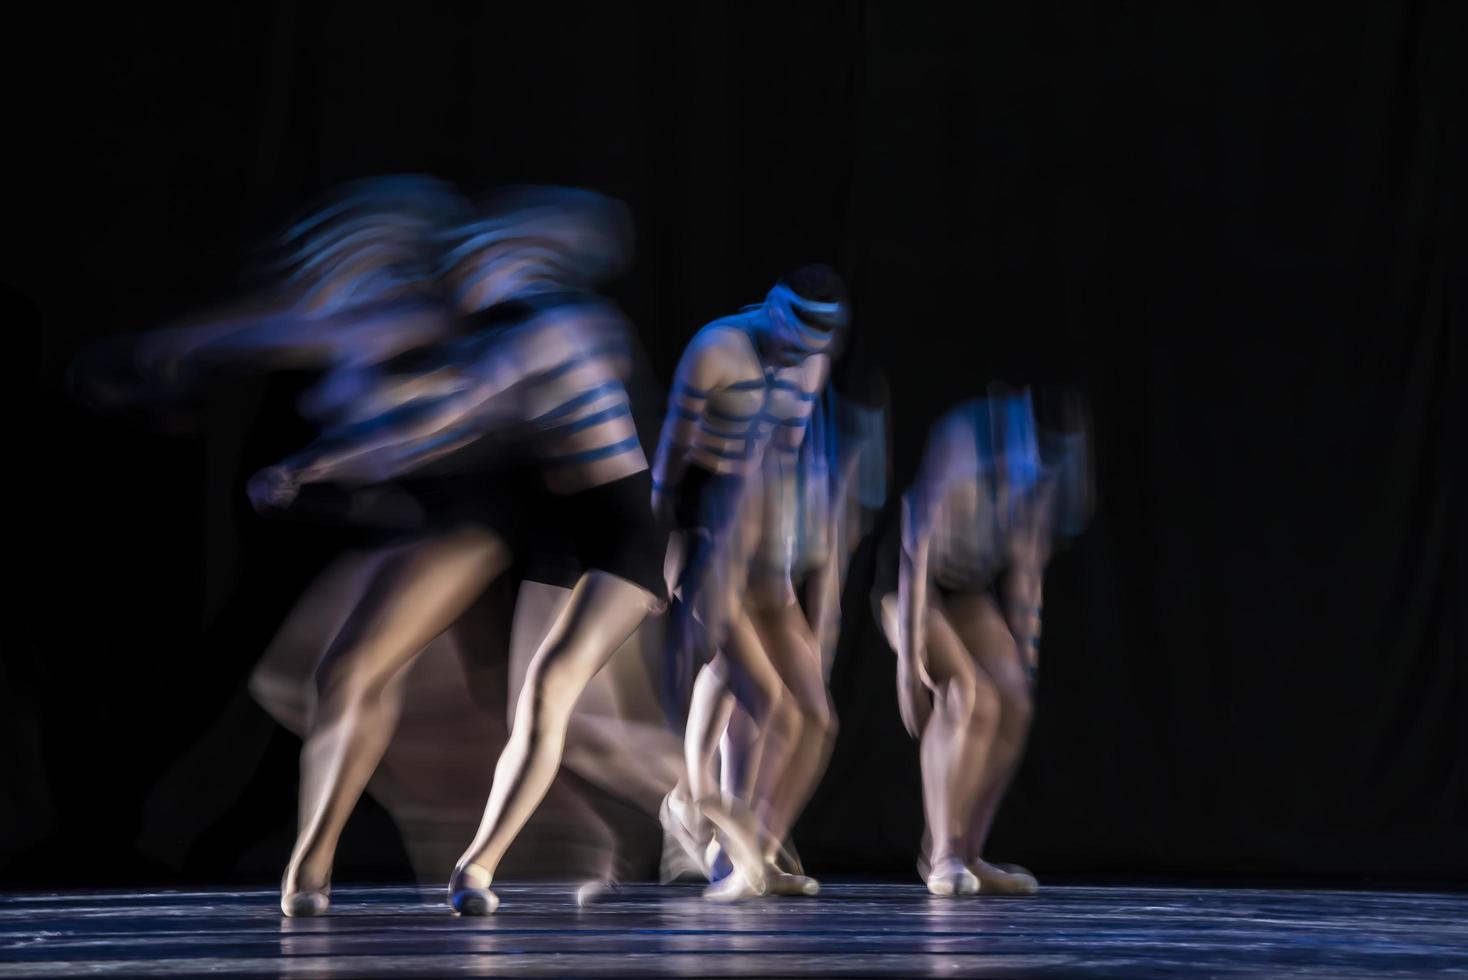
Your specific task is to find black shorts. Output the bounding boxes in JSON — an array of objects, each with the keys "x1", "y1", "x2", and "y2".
[
  {"x1": 670, "y1": 464, "x2": 745, "y2": 535},
  {"x1": 559, "y1": 469, "x2": 668, "y2": 599},
  {"x1": 667, "y1": 464, "x2": 746, "y2": 607},
  {"x1": 264, "y1": 471, "x2": 527, "y2": 554},
  {"x1": 397, "y1": 469, "x2": 531, "y2": 546}
]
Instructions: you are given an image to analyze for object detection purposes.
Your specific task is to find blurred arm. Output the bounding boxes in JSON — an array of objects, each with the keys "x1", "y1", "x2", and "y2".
[
  {"x1": 651, "y1": 332, "x2": 733, "y2": 520},
  {"x1": 135, "y1": 294, "x2": 447, "y2": 381},
  {"x1": 260, "y1": 337, "x2": 531, "y2": 499}
]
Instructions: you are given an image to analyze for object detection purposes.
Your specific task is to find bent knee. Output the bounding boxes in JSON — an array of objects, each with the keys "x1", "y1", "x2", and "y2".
[
  {"x1": 935, "y1": 671, "x2": 976, "y2": 717},
  {"x1": 521, "y1": 657, "x2": 592, "y2": 728},
  {"x1": 312, "y1": 650, "x2": 390, "y2": 706}
]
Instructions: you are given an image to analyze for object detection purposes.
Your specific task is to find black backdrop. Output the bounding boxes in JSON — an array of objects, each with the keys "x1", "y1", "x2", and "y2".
[{"x1": 5, "y1": 1, "x2": 1465, "y2": 887}]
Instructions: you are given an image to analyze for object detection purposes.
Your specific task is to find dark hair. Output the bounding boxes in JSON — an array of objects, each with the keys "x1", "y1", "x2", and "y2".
[{"x1": 780, "y1": 263, "x2": 848, "y2": 307}]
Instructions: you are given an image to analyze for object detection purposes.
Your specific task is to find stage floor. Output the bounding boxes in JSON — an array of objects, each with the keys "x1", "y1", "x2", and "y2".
[{"x1": 2, "y1": 882, "x2": 1465, "y2": 977}]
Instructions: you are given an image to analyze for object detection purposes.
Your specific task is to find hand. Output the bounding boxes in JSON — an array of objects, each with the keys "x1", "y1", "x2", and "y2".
[
  {"x1": 247, "y1": 464, "x2": 303, "y2": 513},
  {"x1": 896, "y1": 655, "x2": 932, "y2": 739}
]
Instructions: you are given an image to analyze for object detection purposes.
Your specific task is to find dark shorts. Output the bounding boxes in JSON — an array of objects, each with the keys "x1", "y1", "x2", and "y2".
[
  {"x1": 670, "y1": 464, "x2": 745, "y2": 535},
  {"x1": 660, "y1": 465, "x2": 745, "y2": 723},
  {"x1": 264, "y1": 472, "x2": 527, "y2": 555},
  {"x1": 667, "y1": 464, "x2": 747, "y2": 605},
  {"x1": 294, "y1": 468, "x2": 664, "y2": 597},
  {"x1": 397, "y1": 469, "x2": 532, "y2": 545},
  {"x1": 559, "y1": 468, "x2": 668, "y2": 599}
]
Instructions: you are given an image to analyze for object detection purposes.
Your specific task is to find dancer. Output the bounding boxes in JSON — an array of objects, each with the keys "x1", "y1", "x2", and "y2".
[
  {"x1": 652, "y1": 265, "x2": 850, "y2": 900},
  {"x1": 267, "y1": 188, "x2": 759, "y2": 917},
  {"x1": 78, "y1": 180, "x2": 671, "y2": 916},
  {"x1": 70, "y1": 176, "x2": 498, "y2": 913},
  {"x1": 713, "y1": 377, "x2": 888, "y2": 890},
  {"x1": 873, "y1": 387, "x2": 1090, "y2": 896}
]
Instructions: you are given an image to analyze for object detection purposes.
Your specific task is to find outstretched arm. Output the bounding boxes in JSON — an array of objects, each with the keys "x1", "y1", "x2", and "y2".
[
  {"x1": 135, "y1": 293, "x2": 447, "y2": 378},
  {"x1": 249, "y1": 347, "x2": 531, "y2": 511}
]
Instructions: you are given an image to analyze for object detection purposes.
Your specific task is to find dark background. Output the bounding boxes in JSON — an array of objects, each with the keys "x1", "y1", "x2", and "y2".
[{"x1": 6, "y1": 1, "x2": 1464, "y2": 887}]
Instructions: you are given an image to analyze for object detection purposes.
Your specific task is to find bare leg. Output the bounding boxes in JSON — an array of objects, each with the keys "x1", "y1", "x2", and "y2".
[
  {"x1": 251, "y1": 548, "x2": 392, "y2": 738},
  {"x1": 691, "y1": 614, "x2": 794, "y2": 902},
  {"x1": 881, "y1": 593, "x2": 996, "y2": 896},
  {"x1": 948, "y1": 590, "x2": 1038, "y2": 895},
  {"x1": 449, "y1": 571, "x2": 658, "y2": 914},
  {"x1": 687, "y1": 659, "x2": 735, "y2": 831},
  {"x1": 742, "y1": 600, "x2": 834, "y2": 894},
  {"x1": 509, "y1": 580, "x2": 686, "y2": 816},
  {"x1": 923, "y1": 603, "x2": 1000, "y2": 895},
  {"x1": 655, "y1": 658, "x2": 737, "y2": 881},
  {"x1": 723, "y1": 611, "x2": 801, "y2": 799},
  {"x1": 283, "y1": 527, "x2": 510, "y2": 915},
  {"x1": 720, "y1": 704, "x2": 760, "y2": 838},
  {"x1": 664, "y1": 517, "x2": 779, "y2": 894},
  {"x1": 565, "y1": 715, "x2": 684, "y2": 814}
]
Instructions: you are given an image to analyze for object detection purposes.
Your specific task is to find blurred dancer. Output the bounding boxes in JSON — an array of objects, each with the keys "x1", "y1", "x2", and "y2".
[
  {"x1": 69, "y1": 176, "x2": 469, "y2": 436},
  {"x1": 714, "y1": 378, "x2": 888, "y2": 891},
  {"x1": 74, "y1": 180, "x2": 683, "y2": 916},
  {"x1": 264, "y1": 187, "x2": 713, "y2": 917},
  {"x1": 70, "y1": 176, "x2": 484, "y2": 913},
  {"x1": 873, "y1": 387, "x2": 1090, "y2": 896},
  {"x1": 652, "y1": 265, "x2": 849, "y2": 901}
]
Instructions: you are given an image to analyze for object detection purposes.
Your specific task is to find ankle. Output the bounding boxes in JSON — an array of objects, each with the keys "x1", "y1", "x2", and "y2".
[
  {"x1": 928, "y1": 838, "x2": 964, "y2": 868},
  {"x1": 285, "y1": 856, "x2": 331, "y2": 893},
  {"x1": 454, "y1": 861, "x2": 493, "y2": 889}
]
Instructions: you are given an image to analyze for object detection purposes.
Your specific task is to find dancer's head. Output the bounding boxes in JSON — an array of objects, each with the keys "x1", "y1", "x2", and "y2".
[
  {"x1": 437, "y1": 186, "x2": 633, "y2": 312},
  {"x1": 761, "y1": 264, "x2": 850, "y2": 367},
  {"x1": 272, "y1": 175, "x2": 470, "y2": 315}
]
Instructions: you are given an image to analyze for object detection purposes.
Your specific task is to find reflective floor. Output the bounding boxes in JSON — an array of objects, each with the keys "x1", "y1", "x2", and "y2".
[{"x1": 2, "y1": 882, "x2": 1466, "y2": 977}]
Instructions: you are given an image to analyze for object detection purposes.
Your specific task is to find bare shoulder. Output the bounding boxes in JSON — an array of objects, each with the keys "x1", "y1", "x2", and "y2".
[
  {"x1": 689, "y1": 314, "x2": 756, "y2": 356},
  {"x1": 548, "y1": 297, "x2": 632, "y2": 348},
  {"x1": 799, "y1": 352, "x2": 830, "y2": 392},
  {"x1": 676, "y1": 314, "x2": 758, "y2": 388}
]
